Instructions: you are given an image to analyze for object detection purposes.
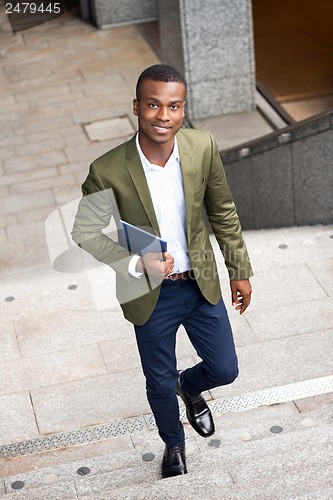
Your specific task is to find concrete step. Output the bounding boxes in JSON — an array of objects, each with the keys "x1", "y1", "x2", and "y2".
[{"x1": 2, "y1": 396, "x2": 332, "y2": 499}]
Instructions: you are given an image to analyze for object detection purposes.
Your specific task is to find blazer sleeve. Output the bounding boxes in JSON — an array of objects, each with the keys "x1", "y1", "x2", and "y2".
[
  {"x1": 204, "y1": 132, "x2": 253, "y2": 280},
  {"x1": 71, "y1": 161, "x2": 134, "y2": 281}
]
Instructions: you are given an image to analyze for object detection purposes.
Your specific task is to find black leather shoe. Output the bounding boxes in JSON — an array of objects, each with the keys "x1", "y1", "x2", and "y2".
[
  {"x1": 161, "y1": 442, "x2": 187, "y2": 479},
  {"x1": 176, "y1": 372, "x2": 215, "y2": 438}
]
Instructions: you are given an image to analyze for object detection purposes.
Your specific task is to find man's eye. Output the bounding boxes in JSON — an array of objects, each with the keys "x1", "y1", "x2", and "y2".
[
  {"x1": 171, "y1": 105, "x2": 179, "y2": 110},
  {"x1": 149, "y1": 103, "x2": 158, "y2": 108}
]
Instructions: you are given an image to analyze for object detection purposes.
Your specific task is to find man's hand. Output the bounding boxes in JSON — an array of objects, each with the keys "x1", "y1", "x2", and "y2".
[
  {"x1": 136, "y1": 252, "x2": 174, "y2": 280},
  {"x1": 230, "y1": 279, "x2": 252, "y2": 315}
]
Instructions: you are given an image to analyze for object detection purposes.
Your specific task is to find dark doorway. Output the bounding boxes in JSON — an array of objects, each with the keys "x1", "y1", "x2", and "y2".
[{"x1": 252, "y1": 0, "x2": 333, "y2": 121}]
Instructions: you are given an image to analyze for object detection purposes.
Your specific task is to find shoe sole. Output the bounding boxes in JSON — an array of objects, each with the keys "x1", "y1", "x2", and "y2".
[{"x1": 162, "y1": 466, "x2": 188, "y2": 478}]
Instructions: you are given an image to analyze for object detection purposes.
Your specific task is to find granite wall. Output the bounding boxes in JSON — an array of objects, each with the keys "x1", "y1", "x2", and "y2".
[
  {"x1": 221, "y1": 111, "x2": 333, "y2": 229},
  {"x1": 158, "y1": 0, "x2": 256, "y2": 120},
  {"x1": 90, "y1": 0, "x2": 157, "y2": 28}
]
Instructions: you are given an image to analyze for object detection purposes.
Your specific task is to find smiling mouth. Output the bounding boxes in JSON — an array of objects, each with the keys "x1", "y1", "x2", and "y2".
[{"x1": 152, "y1": 125, "x2": 171, "y2": 131}]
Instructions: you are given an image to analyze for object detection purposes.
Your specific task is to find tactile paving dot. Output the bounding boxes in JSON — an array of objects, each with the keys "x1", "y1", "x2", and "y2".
[
  {"x1": 77, "y1": 467, "x2": 91, "y2": 476},
  {"x1": 11, "y1": 481, "x2": 25, "y2": 490},
  {"x1": 208, "y1": 439, "x2": 221, "y2": 448},
  {"x1": 239, "y1": 432, "x2": 252, "y2": 441},
  {"x1": 68, "y1": 284, "x2": 78, "y2": 290},
  {"x1": 142, "y1": 452, "x2": 155, "y2": 462},
  {"x1": 270, "y1": 425, "x2": 283, "y2": 434},
  {"x1": 301, "y1": 418, "x2": 313, "y2": 428}
]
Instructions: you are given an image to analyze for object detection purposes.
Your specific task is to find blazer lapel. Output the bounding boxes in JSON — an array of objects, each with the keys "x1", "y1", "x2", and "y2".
[
  {"x1": 125, "y1": 136, "x2": 160, "y2": 236},
  {"x1": 177, "y1": 131, "x2": 194, "y2": 240}
]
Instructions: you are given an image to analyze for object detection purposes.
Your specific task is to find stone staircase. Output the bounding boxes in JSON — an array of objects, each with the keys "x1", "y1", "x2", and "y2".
[{"x1": 1, "y1": 394, "x2": 332, "y2": 499}]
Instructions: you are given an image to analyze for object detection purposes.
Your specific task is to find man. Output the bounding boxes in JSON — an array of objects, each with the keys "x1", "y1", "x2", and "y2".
[{"x1": 72, "y1": 64, "x2": 253, "y2": 478}]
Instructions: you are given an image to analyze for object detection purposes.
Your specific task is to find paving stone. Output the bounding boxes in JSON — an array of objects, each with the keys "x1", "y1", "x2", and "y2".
[
  {"x1": 52, "y1": 184, "x2": 82, "y2": 206},
  {"x1": 64, "y1": 133, "x2": 91, "y2": 148},
  {"x1": 0, "y1": 101, "x2": 31, "y2": 115},
  {"x1": 0, "y1": 344, "x2": 107, "y2": 396},
  {"x1": 193, "y1": 110, "x2": 272, "y2": 151},
  {"x1": 0, "y1": 226, "x2": 7, "y2": 244},
  {"x1": 224, "y1": 426, "x2": 333, "y2": 495},
  {"x1": 4, "y1": 246, "x2": 51, "y2": 274},
  {"x1": 3, "y1": 447, "x2": 140, "y2": 492},
  {"x1": 6, "y1": 220, "x2": 48, "y2": 245},
  {"x1": 5, "y1": 69, "x2": 83, "y2": 92},
  {"x1": 69, "y1": 72, "x2": 125, "y2": 95},
  {"x1": 15, "y1": 307, "x2": 127, "y2": 357},
  {"x1": 13, "y1": 138, "x2": 66, "y2": 157},
  {"x1": 58, "y1": 161, "x2": 89, "y2": 176},
  {"x1": 10, "y1": 173, "x2": 77, "y2": 194},
  {"x1": 0, "y1": 281, "x2": 31, "y2": 320},
  {"x1": 294, "y1": 392, "x2": 333, "y2": 416},
  {"x1": 1, "y1": 435, "x2": 133, "y2": 477},
  {"x1": 13, "y1": 116, "x2": 74, "y2": 135},
  {"x1": 4, "y1": 480, "x2": 78, "y2": 499},
  {"x1": 0, "y1": 319, "x2": 21, "y2": 362},
  {"x1": 210, "y1": 329, "x2": 333, "y2": 399},
  {"x1": 23, "y1": 101, "x2": 78, "y2": 120},
  {"x1": 76, "y1": 447, "x2": 233, "y2": 499},
  {"x1": 0, "y1": 392, "x2": 39, "y2": 446},
  {"x1": 71, "y1": 103, "x2": 133, "y2": 125},
  {"x1": 0, "y1": 144, "x2": 15, "y2": 160},
  {"x1": 31, "y1": 370, "x2": 149, "y2": 434},
  {"x1": 247, "y1": 262, "x2": 328, "y2": 311},
  {"x1": 0, "y1": 109, "x2": 21, "y2": 122},
  {"x1": 0, "y1": 213, "x2": 17, "y2": 227},
  {"x1": 1, "y1": 93, "x2": 15, "y2": 105},
  {"x1": 212, "y1": 401, "x2": 300, "y2": 443},
  {"x1": 31, "y1": 90, "x2": 85, "y2": 107},
  {"x1": 0, "y1": 133, "x2": 26, "y2": 148},
  {"x1": 226, "y1": 225, "x2": 323, "y2": 271},
  {"x1": 25, "y1": 126, "x2": 83, "y2": 144},
  {"x1": 64, "y1": 141, "x2": 119, "y2": 163},
  {"x1": 12, "y1": 271, "x2": 96, "y2": 316},
  {"x1": 3, "y1": 151, "x2": 67, "y2": 174},
  {"x1": 307, "y1": 258, "x2": 333, "y2": 297},
  {"x1": 246, "y1": 298, "x2": 333, "y2": 340},
  {"x1": 84, "y1": 116, "x2": 135, "y2": 142},
  {"x1": 0, "y1": 166, "x2": 58, "y2": 187},
  {"x1": 17, "y1": 205, "x2": 60, "y2": 224},
  {"x1": 99, "y1": 334, "x2": 144, "y2": 374}
]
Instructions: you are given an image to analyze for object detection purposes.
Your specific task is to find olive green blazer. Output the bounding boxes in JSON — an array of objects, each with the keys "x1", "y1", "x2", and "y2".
[{"x1": 72, "y1": 128, "x2": 253, "y2": 325}]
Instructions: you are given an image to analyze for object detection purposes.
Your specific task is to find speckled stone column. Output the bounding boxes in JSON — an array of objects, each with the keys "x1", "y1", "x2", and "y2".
[
  {"x1": 90, "y1": 0, "x2": 157, "y2": 28},
  {"x1": 158, "y1": 0, "x2": 256, "y2": 120}
]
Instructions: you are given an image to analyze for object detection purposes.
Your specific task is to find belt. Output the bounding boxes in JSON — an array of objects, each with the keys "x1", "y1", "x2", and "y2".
[{"x1": 164, "y1": 270, "x2": 191, "y2": 281}]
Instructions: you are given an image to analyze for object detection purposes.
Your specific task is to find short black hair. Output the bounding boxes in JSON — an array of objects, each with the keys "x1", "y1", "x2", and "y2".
[{"x1": 136, "y1": 64, "x2": 187, "y2": 99}]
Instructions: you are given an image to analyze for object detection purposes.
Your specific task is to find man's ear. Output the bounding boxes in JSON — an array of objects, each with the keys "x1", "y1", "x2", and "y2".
[{"x1": 133, "y1": 98, "x2": 139, "y2": 116}]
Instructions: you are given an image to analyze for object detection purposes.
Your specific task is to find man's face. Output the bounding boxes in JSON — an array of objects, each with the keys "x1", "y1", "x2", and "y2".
[{"x1": 133, "y1": 79, "x2": 186, "y2": 148}]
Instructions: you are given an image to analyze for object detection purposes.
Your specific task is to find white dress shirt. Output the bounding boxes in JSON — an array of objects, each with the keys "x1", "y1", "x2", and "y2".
[{"x1": 128, "y1": 133, "x2": 191, "y2": 277}]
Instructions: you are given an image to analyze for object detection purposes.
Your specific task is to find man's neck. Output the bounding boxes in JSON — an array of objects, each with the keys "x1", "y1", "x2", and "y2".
[{"x1": 138, "y1": 134, "x2": 174, "y2": 167}]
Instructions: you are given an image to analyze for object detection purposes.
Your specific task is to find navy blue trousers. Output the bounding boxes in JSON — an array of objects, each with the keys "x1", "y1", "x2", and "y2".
[{"x1": 134, "y1": 277, "x2": 238, "y2": 447}]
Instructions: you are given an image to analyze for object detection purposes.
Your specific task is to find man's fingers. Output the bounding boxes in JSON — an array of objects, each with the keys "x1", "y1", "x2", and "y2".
[
  {"x1": 230, "y1": 279, "x2": 252, "y2": 314},
  {"x1": 239, "y1": 293, "x2": 251, "y2": 314},
  {"x1": 231, "y1": 289, "x2": 238, "y2": 306}
]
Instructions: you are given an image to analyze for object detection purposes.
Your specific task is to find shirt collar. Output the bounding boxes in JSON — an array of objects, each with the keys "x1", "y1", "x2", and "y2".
[{"x1": 136, "y1": 133, "x2": 180, "y2": 172}]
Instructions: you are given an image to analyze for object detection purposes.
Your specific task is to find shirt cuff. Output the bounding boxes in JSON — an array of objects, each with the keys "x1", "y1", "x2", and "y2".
[{"x1": 128, "y1": 255, "x2": 143, "y2": 278}]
